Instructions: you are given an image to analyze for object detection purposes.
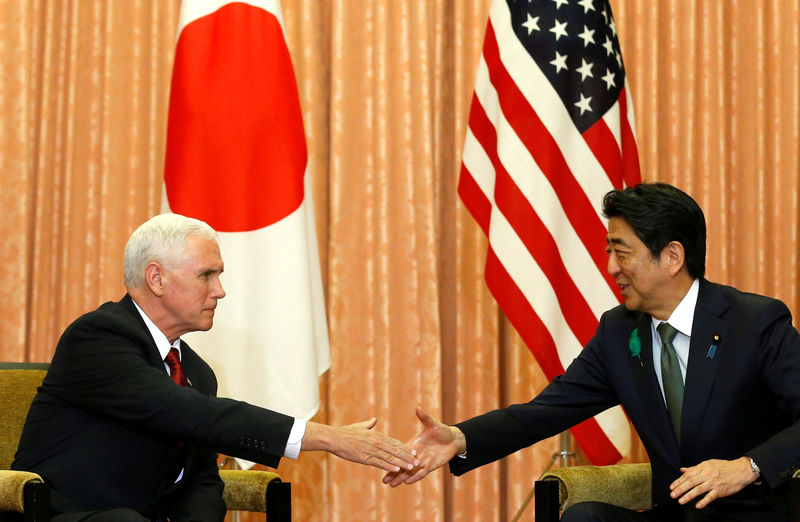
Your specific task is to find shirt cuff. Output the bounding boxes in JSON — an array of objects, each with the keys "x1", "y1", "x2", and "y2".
[{"x1": 283, "y1": 418, "x2": 307, "y2": 460}]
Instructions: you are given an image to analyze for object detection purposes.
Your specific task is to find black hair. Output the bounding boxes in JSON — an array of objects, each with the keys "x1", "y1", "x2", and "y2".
[{"x1": 602, "y1": 183, "x2": 706, "y2": 278}]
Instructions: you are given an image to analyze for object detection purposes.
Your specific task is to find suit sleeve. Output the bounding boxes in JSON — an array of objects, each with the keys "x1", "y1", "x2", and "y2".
[
  {"x1": 450, "y1": 311, "x2": 622, "y2": 475},
  {"x1": 745, "y1": 299, "x2": 800, "y2": 487}
]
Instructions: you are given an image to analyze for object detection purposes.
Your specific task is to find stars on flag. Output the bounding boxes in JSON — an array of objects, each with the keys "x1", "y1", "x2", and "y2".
[
  {"x1": 574, "y1": 93, "x2": 592, "y2": 114},
  {"x1": 576, "y1": 58, "x2": 594, "y2": 81},
  {"x1": 578, "y1": 0, "x2": 595, "y2": 13},
  {"x1": 601, "y1": 67, "x2": 616, "y2": 89},
  {"x1": 550, "y1": 51, "x2": 568, "y2": 73},
  {"x1": 522, "y1": 14, "x2": 541, "y2": 34},
  {"x1": 549, "y1": 19, "x2": 568, "y2": 40},
  {"x1": 507, "y1": 0, "x2": 626, "y2": 132},
  {"x1": 578, "y1": 25, "x2": 595, "y2": 47},
  {"x1": 602, "y1": 35, "x2": 615, "y2": 56}
]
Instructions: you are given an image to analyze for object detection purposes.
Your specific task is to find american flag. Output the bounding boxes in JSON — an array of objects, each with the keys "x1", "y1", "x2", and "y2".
[{"x1": 458, "y1": 0, "x2": 639, "y2": 464}]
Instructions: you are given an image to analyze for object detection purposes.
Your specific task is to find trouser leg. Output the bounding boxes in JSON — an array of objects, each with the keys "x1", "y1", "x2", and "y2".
[
  {"x1": 51, "y1": 508, "x2": 149, "y2": 522},
  {"x1": 561, "y1": 501, "x2": 656, "y2": 522}
]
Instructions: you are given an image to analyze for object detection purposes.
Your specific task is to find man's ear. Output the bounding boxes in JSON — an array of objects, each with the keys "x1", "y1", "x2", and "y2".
[
  {"x1": 144, "y1": 262, "x2": 165, "y2": 297},
  {"x1": 662, "y1": 241, "x2": 686, "y2": 277}
]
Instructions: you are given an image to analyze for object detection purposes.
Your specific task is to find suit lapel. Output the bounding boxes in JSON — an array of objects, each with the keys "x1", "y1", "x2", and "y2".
[
  {"x1": 680, "y1": 280, "x2": 729, "y2": 458},
  {"x1": 179, "y1": 342, "x2": 209, "y2": 392},
  {"x1": 629, "y1": 313, "x2": 681, "y2": 459}
]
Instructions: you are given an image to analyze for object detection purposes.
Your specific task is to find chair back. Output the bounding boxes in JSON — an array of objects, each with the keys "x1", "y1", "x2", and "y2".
[{"x1": 0, "y1": 363, "x2": 49, "y2": 470}]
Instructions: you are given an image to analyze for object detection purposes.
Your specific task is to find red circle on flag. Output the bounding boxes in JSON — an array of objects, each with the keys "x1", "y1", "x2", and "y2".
[{"x1": 164, "y1": 3, "x2": 307, "y2": 232}]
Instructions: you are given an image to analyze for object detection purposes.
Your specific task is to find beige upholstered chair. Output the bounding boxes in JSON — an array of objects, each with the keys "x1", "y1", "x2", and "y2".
[
  {"x1": 535, "y1": 462, "x2": 800, "y2": 520},
  {"x1": 0, "y1": 363, "x2": 291, "y2": 521},
  {"x1": 0, "y1": 363, "x2": 50, "y2": 522},
  {"x1": 534, "y1": 463, "x2": 652, "y2": 521}
]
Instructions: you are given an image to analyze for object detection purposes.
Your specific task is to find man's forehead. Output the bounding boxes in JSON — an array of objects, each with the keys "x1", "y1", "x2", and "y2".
[
  {"x1": 186, "y1": 234, "x2": 220, "y2": 251},
  {"x1": 184, "y1": 236, "x2": 223, "y2": 265},
  {"x1": 606, "y1": 217, "x2": 635, "y2": 243}
]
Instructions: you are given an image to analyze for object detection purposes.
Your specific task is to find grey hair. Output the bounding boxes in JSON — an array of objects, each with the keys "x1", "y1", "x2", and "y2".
[{"x1": 123, "y1": 213, "x2": 217, "y2": 288}]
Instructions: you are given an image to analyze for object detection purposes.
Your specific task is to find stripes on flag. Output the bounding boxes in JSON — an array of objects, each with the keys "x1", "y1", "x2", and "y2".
[{"x1": 459, "y1": 0, "x2": 641, "y2": 464}]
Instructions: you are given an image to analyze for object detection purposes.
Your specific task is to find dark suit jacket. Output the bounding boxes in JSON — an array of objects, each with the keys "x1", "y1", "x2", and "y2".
[
  {"x1": 12, "y1": 295, "x2": 295, "y2": 521},
  {"x1": 450, "y1": 279, "x2": 800, "y2": 513}
]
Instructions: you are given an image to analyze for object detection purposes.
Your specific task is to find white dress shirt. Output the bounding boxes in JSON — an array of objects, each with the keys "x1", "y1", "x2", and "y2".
[{"x1": 649, "y1": 279, "x2": 699, "y2": 406}]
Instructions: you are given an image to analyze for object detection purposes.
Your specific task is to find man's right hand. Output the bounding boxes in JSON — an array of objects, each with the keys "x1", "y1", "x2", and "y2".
[
  {"x1": 303, "y1": 418, "x2": 419, "y2": 473},
  {"x1": 382, "y1": 407, "x2": 466, "y2": 487}
]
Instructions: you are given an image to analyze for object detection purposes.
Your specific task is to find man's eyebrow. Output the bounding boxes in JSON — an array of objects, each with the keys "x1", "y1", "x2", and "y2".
[{"x1": 606, "y1": 237, "x2": 630, "y2": 247}]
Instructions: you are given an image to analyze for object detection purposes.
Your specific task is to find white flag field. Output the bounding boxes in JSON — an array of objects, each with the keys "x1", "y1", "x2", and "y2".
[{"x1": 162, "y1": 0, "x2": 330, "y2": 427}]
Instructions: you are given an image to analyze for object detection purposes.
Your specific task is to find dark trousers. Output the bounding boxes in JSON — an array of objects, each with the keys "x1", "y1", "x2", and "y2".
[
  {"x1": 51, "y1": 509, "x2": 149, "y2": 522},
  {"x1": 561, "y1": 501, "x2": 788, "y2": 522}
]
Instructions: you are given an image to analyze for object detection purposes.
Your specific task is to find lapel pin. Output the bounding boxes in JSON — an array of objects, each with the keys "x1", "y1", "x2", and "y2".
[
  {"x1": 707, "y1": 334, "x2": 721, "y2": 359},
  {"x1": 629, "y1": 328, "x2": 644, "y2": 367}
]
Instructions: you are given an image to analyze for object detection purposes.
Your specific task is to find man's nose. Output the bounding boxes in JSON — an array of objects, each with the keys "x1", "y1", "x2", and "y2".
[
  {"x1": 607, "y1": 254, "x2": 620, "y2": 276},
  {"x1": 213, "y1": 278, "x2": 226, "y2": 299}
]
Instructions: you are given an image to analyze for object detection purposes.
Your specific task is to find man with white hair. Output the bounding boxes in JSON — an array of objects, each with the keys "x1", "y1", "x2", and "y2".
[{"x1": 13, "y1": 213, "x2": 417, "y2": 522}]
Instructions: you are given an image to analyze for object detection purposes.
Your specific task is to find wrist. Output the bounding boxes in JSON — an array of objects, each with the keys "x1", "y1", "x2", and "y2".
[
  {"x1": 451, "y1": 426, "x2": 467, "y2": 455},
  {"x1": 303, "y1": 421, "x2": 333, "y2": 452},
  {"x1": 745, "y1": 456, "x2": 762, "y2": 484}
]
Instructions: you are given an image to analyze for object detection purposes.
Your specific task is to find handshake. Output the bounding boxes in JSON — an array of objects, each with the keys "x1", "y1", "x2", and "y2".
[{"x1": 306, "y1": 407, "x2": 462, "y2": 486}]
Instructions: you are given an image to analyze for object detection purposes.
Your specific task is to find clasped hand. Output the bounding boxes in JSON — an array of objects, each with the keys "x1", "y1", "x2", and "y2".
[
  {"x1": 382, "y1": 407, "x2": 466, "y2": 487},
  {"x1": 305, "y1": 418, "x2": 419, "y2": 472}
]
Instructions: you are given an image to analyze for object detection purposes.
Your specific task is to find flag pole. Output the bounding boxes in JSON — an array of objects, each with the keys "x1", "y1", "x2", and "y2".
[
  {"x1": 510, "y1": 431, "x2": 580, "y2": 521},
  {"x1": 545, "y1": 431, "x2": 580, "y2": 471}
]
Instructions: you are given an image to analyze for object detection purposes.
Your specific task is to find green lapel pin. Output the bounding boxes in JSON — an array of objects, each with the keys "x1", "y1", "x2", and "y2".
[{"x1": 629, "y1": 328, "x2": 643, "y2": 366}]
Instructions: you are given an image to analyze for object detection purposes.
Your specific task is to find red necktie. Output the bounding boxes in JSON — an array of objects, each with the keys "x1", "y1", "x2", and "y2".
[
  {"x1": 165, "y1": 347, "x2": 188, "y2": 387},
  {"x1": 164, "y1": 347, "x2": 188, "y2": 481}
]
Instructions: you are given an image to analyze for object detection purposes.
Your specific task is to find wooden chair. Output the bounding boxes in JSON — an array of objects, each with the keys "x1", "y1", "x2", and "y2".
[{"x1": 0, "y1": 363, "x2": 291, "y2": 521}]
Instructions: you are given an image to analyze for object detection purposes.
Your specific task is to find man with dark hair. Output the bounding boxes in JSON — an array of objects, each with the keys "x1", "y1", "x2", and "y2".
[
  {"x1": 384, "y1": 183, "x2": 800, "y2": 521},
  {"x1": 603, "y1": 183, "x2": 707, "y2": 280}
]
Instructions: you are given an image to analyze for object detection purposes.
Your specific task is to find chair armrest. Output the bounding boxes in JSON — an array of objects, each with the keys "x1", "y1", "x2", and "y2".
[
  {"x1": 219, "y1": 469, "x2": 290, "y2": 521},
  {"x1": 539, "y1": 463, "x2": 652, "y2": 512},
  {"x1": 0, "y1": 470, "x2": 46, "y2": 513}
]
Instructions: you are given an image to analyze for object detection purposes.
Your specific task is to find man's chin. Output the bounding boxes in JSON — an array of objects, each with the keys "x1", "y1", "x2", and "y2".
[
  {"x1": 196, "y1": 319, "x2": 214, "y2": 332},
  {"x1": 622, "y1": 299, "x2": 639, "y2": 311},
  {"x1": 199, "y1": 310, "x2": 215, "y2": 330}
]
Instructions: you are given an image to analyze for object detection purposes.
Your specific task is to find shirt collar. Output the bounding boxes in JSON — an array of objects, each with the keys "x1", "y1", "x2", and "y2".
[
  {"x1": 651, "y1": 278, "x2": 700, "y2": 338},
  {"x1": 131, "y1": 299, "x2": 181, "y2": 361}
]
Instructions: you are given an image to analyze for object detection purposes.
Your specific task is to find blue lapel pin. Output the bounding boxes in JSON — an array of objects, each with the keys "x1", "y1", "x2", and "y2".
[{"x1": 707, "y1": 333, "x2": 720, "y2": 359}]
